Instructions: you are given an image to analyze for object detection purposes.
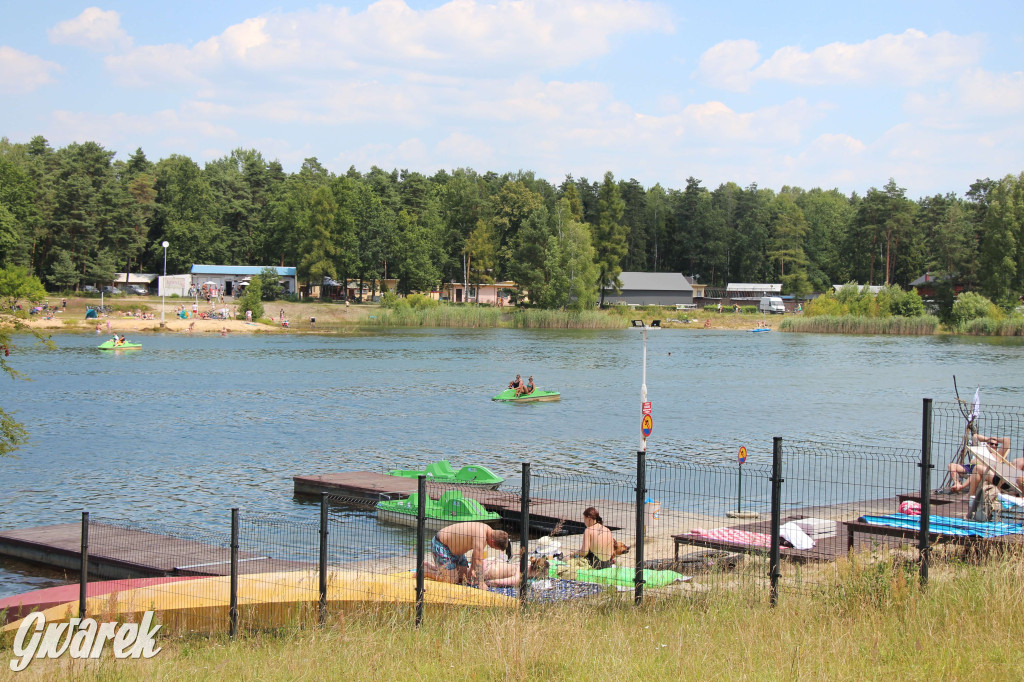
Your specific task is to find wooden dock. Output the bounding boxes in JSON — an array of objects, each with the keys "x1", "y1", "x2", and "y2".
[
  {"x1": 0, "y1": 523, "x2": 310, "y2": 580},
  {"x1": 294, "y1": 471, "x2": 643, "y2": 534}
]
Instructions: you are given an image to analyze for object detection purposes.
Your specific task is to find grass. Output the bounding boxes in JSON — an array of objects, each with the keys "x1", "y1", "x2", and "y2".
[
  {"x1": 780, "y1": 314, "x2": 940, "y2": 335},
  {"x1": 955, "y1": 316, "x2": 1024, "y2": 336},
  {"x1": 4, "y1": 551, "x2": 1021, "y2": 681}
]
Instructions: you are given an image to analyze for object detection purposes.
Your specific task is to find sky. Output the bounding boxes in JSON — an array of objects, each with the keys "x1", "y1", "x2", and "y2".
[{"x1": 2, "y1": 0, "x2": 1022, "y2": 197}]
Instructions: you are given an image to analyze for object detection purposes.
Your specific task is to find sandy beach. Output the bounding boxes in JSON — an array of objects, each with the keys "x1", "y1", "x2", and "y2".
[{"x1": 8, "y1": 297, "x2": 377, "y2": 334}]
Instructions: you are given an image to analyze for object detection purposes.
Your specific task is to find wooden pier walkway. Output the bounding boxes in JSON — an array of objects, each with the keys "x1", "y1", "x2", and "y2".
[
  {"x1": 293, "y1": 471, "x2": 641, "y2": 534},
  {"x1": 0, "y1": 523, "x2": 310, "y2": 581}
]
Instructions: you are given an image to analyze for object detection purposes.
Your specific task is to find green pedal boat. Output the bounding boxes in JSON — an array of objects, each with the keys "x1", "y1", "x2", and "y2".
[
  {"x1": 491, "y1": 387, "x2": 561, "y2": 403},
  {"x1": 376, "y1": 490, "x2": 500, "y2": 532},
  {"x1": 387, "y1": 460, "x2": 503, "y2": 489},
  {"x1": 97, "y1": 339, "x2": 142, "y2": 350}
]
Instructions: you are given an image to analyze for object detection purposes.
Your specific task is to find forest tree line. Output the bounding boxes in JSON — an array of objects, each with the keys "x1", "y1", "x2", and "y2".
[{"x1": 1, "y1": 135, "x2": 1023, "y2": 310}]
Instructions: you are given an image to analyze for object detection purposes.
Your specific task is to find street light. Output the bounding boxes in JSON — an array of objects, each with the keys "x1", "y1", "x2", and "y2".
[
  {"x1": 161, "y1": 241, "x2": 169, "y2": 326},
  {"x1": 631, "y1": 319, "x2": 661, "y2": 452}
]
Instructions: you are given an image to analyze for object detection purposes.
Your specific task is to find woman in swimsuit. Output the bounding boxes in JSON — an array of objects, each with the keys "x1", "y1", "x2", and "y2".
[{"x1": 576, "y1": 507, "x2": 615, "y2": 569}]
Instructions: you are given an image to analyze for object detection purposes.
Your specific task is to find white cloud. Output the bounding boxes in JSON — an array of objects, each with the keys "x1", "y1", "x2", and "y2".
[
  {"x1": 699, "y1": 29, "x2": 984, "y2": 91},
  {"x1": 105, "y1": 0, "x2": 671, "y2": 86},
  {"x1": 49, "y1": 109, "x2": 236, "y2": 151},
  {"x1": 957, "y1": 68, "x2": 1024, "y2": 115},
  {"x1": 695, "y1": 40, "x2": 760, "y2": 92},
  {"x1": 48, "y1": 7, "x2": 132, "y2": 52},
  {"x1": 0, "y1": 46, "x2": 62, "y2": 93}
]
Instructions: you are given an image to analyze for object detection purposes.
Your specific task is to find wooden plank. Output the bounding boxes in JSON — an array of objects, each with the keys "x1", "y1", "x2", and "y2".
[{"x1": 0, "y1": 523, "x2": 311, "y2": 580}]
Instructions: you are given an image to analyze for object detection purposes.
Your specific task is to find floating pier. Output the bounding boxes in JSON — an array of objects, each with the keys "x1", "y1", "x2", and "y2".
[{"x1": 0, "y1": 523, "x2": 309, "y2": 580}]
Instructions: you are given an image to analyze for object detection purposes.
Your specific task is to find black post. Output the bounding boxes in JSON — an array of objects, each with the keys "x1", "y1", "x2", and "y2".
[
  {"x1": 79, "y1": 511, "x2": 89, "y2": 619},
  {"x1": 518, "y1": 462, "x2": 531, "y2": 600},
  {"x1": 634, "y1": 450, "x2": 646, "y2": 605},
  {"x1": 415, "y1": 475, "x2": 426, "y2": 627},
  {"x1": 319, "y1": 492, "x2": 328, "y2": 625},
  {"x1": 919, "y1": 398, "x2": 933, "y2": 586},
  {"x1": 229, "y1": 508, "x2": 239, "y2": 637},
  {"x1": 768, "y1": 437, "x2": 783, "y2": 607}
]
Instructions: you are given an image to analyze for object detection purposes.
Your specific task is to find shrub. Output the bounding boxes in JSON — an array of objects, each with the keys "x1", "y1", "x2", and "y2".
[
  {"x1": 951, "y1": 292, "x2": 1000, "y2": 326},
  {"x1": 406, "y1": 293, "x2": 438, "y2": 310}
]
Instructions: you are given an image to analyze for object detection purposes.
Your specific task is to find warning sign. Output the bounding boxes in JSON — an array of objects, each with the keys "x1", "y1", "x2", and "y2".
[{"x1": 641, "y1": 414, "x2": 653, "y2": 438}]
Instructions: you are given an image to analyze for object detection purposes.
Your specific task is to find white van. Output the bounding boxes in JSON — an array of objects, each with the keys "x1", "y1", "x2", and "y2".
[{"x1": 759, "y1": 296, "x2": 786, "y2": 314}]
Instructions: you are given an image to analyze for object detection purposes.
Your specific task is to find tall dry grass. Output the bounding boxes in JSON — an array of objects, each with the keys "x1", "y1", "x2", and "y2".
[
  {"x1": 9, "y1": 551, "x2": 1022, "y2": 681},
  {"x1": 780, "y1": 314, "x2": 939, "y2": 335}
]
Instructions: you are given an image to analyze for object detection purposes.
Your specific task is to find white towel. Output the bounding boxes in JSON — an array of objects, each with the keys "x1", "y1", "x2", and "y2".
[{"x1": 779, "y1": 522, "x2": 815, "y2": 550}]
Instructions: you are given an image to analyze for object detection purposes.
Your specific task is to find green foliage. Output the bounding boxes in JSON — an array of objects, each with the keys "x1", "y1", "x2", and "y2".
[
  {"x1": 380, "y1": 291, "x2": 401, "y2": 309},
  {"x1": 950, "y1": 291, "x2": 1001, "y2": 326},
  {"x1": 0, "y1": 266, "x2": 47, "y2": 309},
  {"x1": 806, "y1": 283, "x2": 925, "y2": 319},
  {"x1": 48, "y1": 250, "x2": 79, "y2": 290},
  {"x1": 236, "y1": 275, "x2": 264, "y2": 320},
  {"x1": 406, "y1": 293, "x2": 438, "y2": 310},
  {"x1": 259, "y1": 266, "x2": 283, "y2": 301}
]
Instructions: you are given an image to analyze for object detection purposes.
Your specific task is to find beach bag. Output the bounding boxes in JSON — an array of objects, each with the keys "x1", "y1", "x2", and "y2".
[{"x1": 968, "y1": 485, "x2": 997, "y2": 522}]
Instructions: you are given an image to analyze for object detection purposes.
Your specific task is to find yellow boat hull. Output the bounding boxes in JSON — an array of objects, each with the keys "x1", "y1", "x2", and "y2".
[{"x1": 3, "y1": 570, "x2": 513, "y2": 633}]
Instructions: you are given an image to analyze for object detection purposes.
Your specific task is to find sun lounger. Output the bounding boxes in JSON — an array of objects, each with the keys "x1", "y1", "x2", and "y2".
[
  {"x1": 672, "y1": 516, "x2": 847, "y2": 563},
  {"x1": 967, "y1": 445, "x2": 1024, "y2": 496}
]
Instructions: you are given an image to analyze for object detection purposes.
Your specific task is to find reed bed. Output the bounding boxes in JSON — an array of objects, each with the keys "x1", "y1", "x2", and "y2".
[
  {"x1": 13, "y1": 550, "x2": 1021, "y2": 681},
  {"x1": 957, "y1": 316, "x2": 1024, "y2": 336},
  {"x1": 780, "y1": 314, "x2": 939, "y2": 335},
  {"x1": 363, "y1": 306, "x2": 626, "y2": 330},
  {"x1": 507, "y1": 309, "x2": 626, "y2": 329}
]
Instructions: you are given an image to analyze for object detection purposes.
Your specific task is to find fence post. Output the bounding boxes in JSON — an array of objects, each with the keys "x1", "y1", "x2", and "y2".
[
  {"x1": 768, "y1": 437, "x2": 783, "y2": 607},
  {"x1": 79, "y1": 511, "x2": 89, "y2": 619},
  {"x1": 634, "y1": 450, "x2": 646, "y2": 605},
  {"x1": 518, "y1": 462, "x2": 531, "y2": 601},
  {"x1": 229, "y1": 508, "x2": 239, "y2": 638},
  {"x1": 319, "y1": 492, "x2": 328, "y2": 625},
  {"x1": 415, "y1": 475, "x2": 426, "y2": 627},
  {"x1": 919, "y1": 398, "x2": 933, "y2": 586}
]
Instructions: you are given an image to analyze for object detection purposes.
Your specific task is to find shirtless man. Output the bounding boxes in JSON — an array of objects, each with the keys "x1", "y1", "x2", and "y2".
[{"x1": 428, "y1": 522, "x2": 509, "y2": 591}]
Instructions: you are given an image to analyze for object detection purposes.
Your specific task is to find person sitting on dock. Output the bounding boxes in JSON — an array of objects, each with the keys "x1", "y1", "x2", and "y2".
[
  {"x1": 572, "y1": 507, "x2": 616, "y2": 569},
  {"x1": 515, "y1": 376, "x2": 535, "y2": 397},
  {"x1": 508, "y1": 374, "x2": 522, "y2": 390},
  {"x1": 949, "y1": 434, "x2": 1010, "y2": 494},
  {"x1": 951, "y1": 434, "x2": 1024, "y2": 495},
  {"x1": 426, "y1": 522, "x2": 510, "y2": 591}
]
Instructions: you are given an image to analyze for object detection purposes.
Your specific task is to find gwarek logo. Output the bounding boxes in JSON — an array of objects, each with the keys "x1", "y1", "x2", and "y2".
[{"x1": 9, "y1": 611, "x2": 162, "y2": 672}]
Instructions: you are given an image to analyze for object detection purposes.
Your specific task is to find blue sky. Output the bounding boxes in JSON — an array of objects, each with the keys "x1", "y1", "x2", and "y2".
[{"x1": 2, "y1": 1, "x2": 1022, "y2": 196}]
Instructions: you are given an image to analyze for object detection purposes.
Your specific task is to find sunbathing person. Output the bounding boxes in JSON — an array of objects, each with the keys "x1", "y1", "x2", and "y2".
[
  {"x1": 424, "y1": 555, "x2": 549, "y2": 588},
  {"x1": 952, "y1": 434, "x2": 1024, "y2": 495},
  {"x1": 572, "y1": 507, "x2": 616, "y2": 569}
]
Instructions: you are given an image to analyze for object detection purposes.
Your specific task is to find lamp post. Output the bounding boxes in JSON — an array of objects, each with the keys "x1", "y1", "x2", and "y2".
[{"x1": 161, "y1": 241, "x2": 169, "y2": 326}]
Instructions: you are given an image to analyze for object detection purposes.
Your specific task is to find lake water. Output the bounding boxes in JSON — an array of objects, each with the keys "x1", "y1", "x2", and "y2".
[{"x1": 3, "y1": 327, "x2": 1024, "y2": 596}]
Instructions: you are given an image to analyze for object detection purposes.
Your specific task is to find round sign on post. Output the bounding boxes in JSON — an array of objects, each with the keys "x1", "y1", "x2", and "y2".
[
  {"x1": 738, "y1": 446, "x2": 747, "y2": 464},
  {"x1": 641, "y1": 414, "x2": 653, "y2": 438}
]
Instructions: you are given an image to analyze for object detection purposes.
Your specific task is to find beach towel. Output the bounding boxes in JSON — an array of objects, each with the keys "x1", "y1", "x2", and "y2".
[
  {"x1": 859, "y1": 514, "x2": 1024, "y2": 538},
  {"x1": 688, "y1": 527, "x2": 772, "y2": 548},
  {"x1": 487, "y1": 579, "x2": 603, "y2": 602},
  {"x1": 779, "y1": 522, "x2": 815, "y2": 550}
]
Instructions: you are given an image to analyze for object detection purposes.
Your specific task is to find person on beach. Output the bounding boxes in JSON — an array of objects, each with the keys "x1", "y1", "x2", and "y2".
[
  {"x1": 573, "y1": 507, "x2": 615, "y2": 569},
  {"x1": 425, "y1": 522, "x2": 509, "y2": 591},
  {"x1": 424, "y1": 555, "x2": 549, "y2": 588}
]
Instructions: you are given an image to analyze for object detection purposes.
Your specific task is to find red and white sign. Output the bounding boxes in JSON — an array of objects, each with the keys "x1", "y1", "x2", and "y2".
[{"x1": 641, "y1": 402, "x2": 652, "y2": 415}]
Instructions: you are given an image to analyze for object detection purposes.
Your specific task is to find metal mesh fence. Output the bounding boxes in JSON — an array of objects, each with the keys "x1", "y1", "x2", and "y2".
[
  {"x1": 646, "y1": 459, "x2": 772, "y2": 594},
  {"x1": 775, "y1": 443, "x2": 921, "y2": 593},
  {"x1": 11, "y1": 404, "x2": 1024, "y2": 638},
  {"x1": 84, "y1": 515, "x2": 233, "y2": 634}
]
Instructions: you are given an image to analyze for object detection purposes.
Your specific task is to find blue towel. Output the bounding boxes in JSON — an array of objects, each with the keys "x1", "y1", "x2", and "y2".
[
  {"x1": 859, "y1": 514, "x2": 1024, "y2": 538},
  {"x1": 487, "y1": 579, "x2": 604, "y2": 602}
]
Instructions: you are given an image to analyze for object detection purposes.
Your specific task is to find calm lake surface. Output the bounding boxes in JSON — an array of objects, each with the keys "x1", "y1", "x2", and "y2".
[{"x1": 3, "y1": 327, "x2": 1024, "y2": 596}]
